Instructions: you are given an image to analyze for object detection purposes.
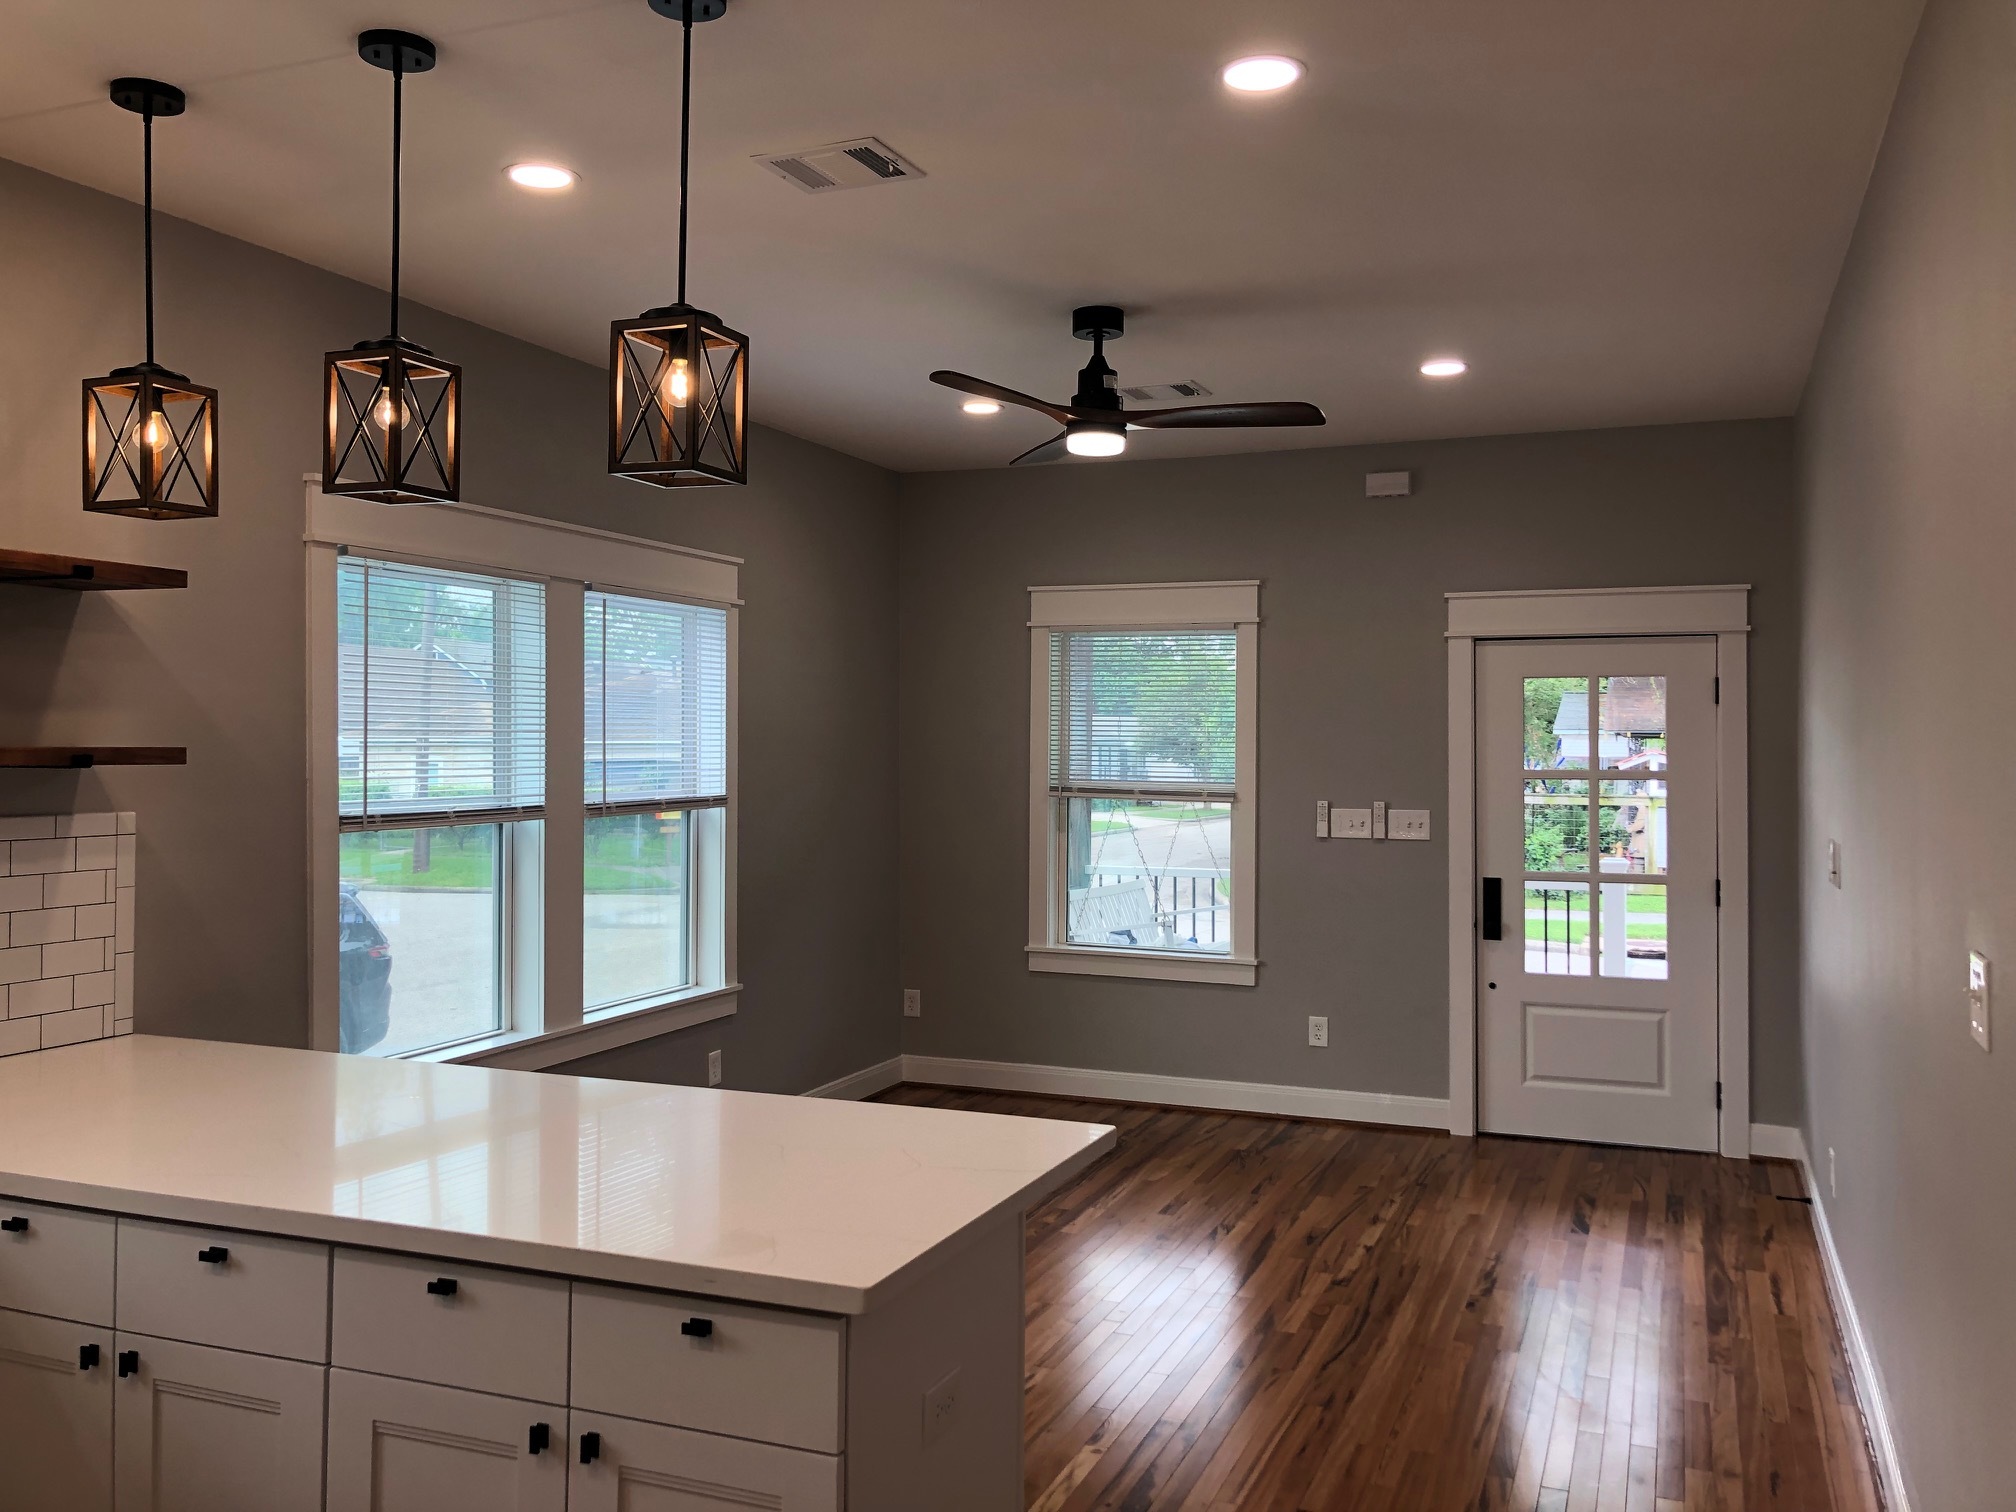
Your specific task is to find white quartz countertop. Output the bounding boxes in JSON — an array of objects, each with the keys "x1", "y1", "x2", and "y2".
[{"x1": 0, "y1": 1036, "x2": 1115, "y2": 1314}]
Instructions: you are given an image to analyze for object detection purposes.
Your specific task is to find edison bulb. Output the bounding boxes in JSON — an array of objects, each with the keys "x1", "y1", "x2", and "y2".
[
  {"x1": 662, "y1": 357, "x2": 693, "y2": 408},
  {"x1": 125, "y1": 407, "x2": 171, "y2": 460},
  {"x1": 372, "y1": 389, "x2": 410, "y2": 433}
]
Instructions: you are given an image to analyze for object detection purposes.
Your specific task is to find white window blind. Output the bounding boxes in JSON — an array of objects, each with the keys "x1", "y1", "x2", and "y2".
[
  {"x1": 337, "y1": 555, "x2": 547, "y2": 825},
  {"x1": 585, "y1": 590, "x2": 729, "y2": 810},
  {"x1": 1048, "y1": 629, "x2": 1238, "y2": 799}
]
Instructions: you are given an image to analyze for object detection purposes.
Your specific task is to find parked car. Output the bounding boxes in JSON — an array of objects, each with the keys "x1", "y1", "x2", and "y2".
[{"x1": 338, "y1": 884, "x2": 392, "y2": 1054}]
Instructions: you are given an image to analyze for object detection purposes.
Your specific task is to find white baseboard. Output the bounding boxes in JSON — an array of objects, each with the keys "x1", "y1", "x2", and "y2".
[
  {"x1": 1748, "y1": 1123, "x2": 1808, "y2": 1162},
  {"x1": 898, "y1": 1054, "x2": 1451, "y2": 1129},
  {"x1": 800, "y1": 1056, "x2": 905, "y2": 1101}
]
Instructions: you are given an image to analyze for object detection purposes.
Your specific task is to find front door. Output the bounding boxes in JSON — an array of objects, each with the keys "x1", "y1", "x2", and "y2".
[{"x1": 1476, "y1": 638, "x2": 1720, "y2": 1151}]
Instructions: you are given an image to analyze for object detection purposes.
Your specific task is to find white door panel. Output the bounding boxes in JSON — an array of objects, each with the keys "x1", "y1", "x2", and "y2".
[
  {"x1": 325, "y1": 1368, "x2": 566, "y2": 1512},
  {"x1": 0, "y1": 1306, "x2": 113, "y2": 1512},
  {"x1": 1476, "y1": 638, "x2": 1720, "y2": 1150}
]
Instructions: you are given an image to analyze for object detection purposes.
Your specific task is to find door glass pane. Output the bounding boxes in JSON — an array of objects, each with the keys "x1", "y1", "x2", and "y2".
[
  {"x1": 1524, "y1": 780, "x2": 1589, "y2": 873},
  {"x1": 1597, "y1": 676, "x2": 1667, "y2": 769},
  {"x1": 585, "y1": 811, "x2": 690, "y2": 1010},
  {"x1": 1599, "y1": 881, "x2": 1668, "y2": 979},
  {"x1": 1065, "y1": 797, "x2": 1231, "y2": 953},
  {"x1": 340, "y1": 825, "x2": 500, "y2": 1056},
  {"x1": 1524, "y1": 882, "x2": 1591, "y2": 976},
  {"x1": 1524, "y1": 677, "x2": 1590, "y2": 770},
  {"x1": 1598, "y1": 779, "x2": 1667, "y2": 874}
]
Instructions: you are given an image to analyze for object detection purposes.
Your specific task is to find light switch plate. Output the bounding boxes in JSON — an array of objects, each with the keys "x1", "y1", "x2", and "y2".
[
  {"x1": 1970, "y1": 951, "x2": 1991, "y2": 1051},
  {"x1": 1332, "y1": 807, "x2": 1372, "y2": 839},
  {"x1": 1316, "y1": 800, "x2": 1330, "y2": 839},
  {"x1": 1389, "y1": 809, "x2": 1431, "y2": 841},
  {"x1": 1372, "y1": 800, "x2": 1387, "y2": 840}
]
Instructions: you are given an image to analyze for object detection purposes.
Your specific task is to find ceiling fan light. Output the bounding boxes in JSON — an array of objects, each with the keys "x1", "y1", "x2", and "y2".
[
  {"x1": 961, "y1": 399, "x2": 1001, "y2": 416},
  {"x1": 1222, "y1": 55, "x2": 1304, "y2": 93},
  {"x1": 1065, "y1": 423, "x2": 1127, "y2": 458}
]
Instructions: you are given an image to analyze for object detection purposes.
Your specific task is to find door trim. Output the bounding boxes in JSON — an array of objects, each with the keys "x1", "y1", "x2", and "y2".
[{"x1": 1445, "y1": 585, "x2": 1752, "y2": 1157}]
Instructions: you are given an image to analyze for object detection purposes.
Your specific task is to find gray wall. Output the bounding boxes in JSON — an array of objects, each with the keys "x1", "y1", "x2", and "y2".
[
  {"x1": 0, "y1": 157, "x2": 900, "y2": 1096},
  {"x1": 896, "y1": 420, "x2": 1804, "y2": 1122},
  {"x1": 1795, "y1": 0, "x2": 2013, "y2": 1503}
]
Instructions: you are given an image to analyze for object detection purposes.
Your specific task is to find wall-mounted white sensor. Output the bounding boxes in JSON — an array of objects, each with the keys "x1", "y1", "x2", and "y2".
[{"x1": 1366, "y1": 471, "x2": 1412, "y2": 498}]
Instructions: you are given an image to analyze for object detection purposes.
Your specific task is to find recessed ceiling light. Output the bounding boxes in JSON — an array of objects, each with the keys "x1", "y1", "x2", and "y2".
[
  {"x1": 506, "y1": 162, "x2": 576, "y2": 191},
  {"x1": 1420, "y1": 357, "x2": 1468, "y2": 378},
  {"x1": 1222, "y1": 55, "x2": 1304, "y2": 93},
  {"x1": 961, "y1": 399, "x2": 1002, "y2": 416}
]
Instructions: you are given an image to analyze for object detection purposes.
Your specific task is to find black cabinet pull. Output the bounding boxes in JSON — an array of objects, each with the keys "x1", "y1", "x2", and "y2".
[
  {"x1": 1, "y1": 1216, "x2": 27, "y2": 1233},
  {"x1": 426, "y1": 1277, "x2": 459, "y2": 1297},
  {"x1": 528, "y1": 1422, "x2": 550, "y2": 1456},
  {"x1": 680, "y1": 1317, "x2": 714, "y2": 1339},
  {"x1": 578, "y1": 1430, "x2": 601, "y2": 1465},
  {"x1": 196, "y1": 1245, "x2": 229, "y2": 1265},
  {"x1": 1481, "y1": 877, "x2": 1503, "y2": 942},
  {"x1": 78, "y1": 1344, "x2": 100, "y2": 1371},
  {"x1": 117, "y1": 1349, "x2": 139, "y2": 1378}
]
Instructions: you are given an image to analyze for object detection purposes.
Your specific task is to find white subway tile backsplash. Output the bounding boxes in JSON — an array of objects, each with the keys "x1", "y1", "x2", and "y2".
[
  {"x1": 73, "y1": 970, "x2": 116, "y2": 1009},
  {"x1": 0, "y1": 877, "x2": 36, "y2": 913},
  {"x1": 74, "y1": 902, "x2": 115, "y2": 940},
  {"x1": 0, "y1": 1017, "x2": 38, "y2": 1057},
  {"x1": 0, "y1": 814, "x2": 139, "y2": 1052},
  {"x1": 9, "y1": 838, "x2": 75, "y2": 875},
  {"x1": 55, "y1": 813, "x2": 117, "y2": 838},
  {"x1": 42, "y1": 939, "x2": 106, "y2": 979},
  {"x1": 115, "y1": 887, "x2": 136, "y2": 953},
  {"x1": 73, "y1": 835, "x2": 117, "y2": 871},
  {"x1": 0, "y1": 817, "x2": 56, "y2": 842},
  {"x1": 12, "y1": 908, "x2": 75, "y2": 947},
  {"x1": 116, "y1": 812, "x2": 137, "y2": 835},
  {"x1": 10, "y1": 976, "x2": 71, "y2": 1018},
  {"x1": 0, "y1": 947, "x2": 40, "y2": 986},
  {"x1": 39, "y1": 1006, "x2": 104, "y2": 1048},
  {"x1": 43, "y1": 870, "x2": 107, "y2": 909},
  {"x1": 114, "y1": 952, "x2": 134, "y2": 1015},
  {"x1": 116, "y1": 835, "x2": 137, "y2": 887}
]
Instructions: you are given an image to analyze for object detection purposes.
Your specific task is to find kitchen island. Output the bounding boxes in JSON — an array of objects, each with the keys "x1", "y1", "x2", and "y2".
[{"x1": 0, "y1": 1035, "x2": 1115, "y2": 1511}]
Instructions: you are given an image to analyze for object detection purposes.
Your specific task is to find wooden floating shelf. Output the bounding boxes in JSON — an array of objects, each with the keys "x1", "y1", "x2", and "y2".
[
  {"x1": 0, "y1": 547, "x2": 187, "y2": 591},
  {"x1": 0, "y1": 747, "x2": 186, "y2": 769}
]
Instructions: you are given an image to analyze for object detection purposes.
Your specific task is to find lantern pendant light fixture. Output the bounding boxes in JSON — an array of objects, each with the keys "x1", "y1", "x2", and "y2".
[
  {"x1": 609, "y1": 0, "x2": 749, "y2": 488},
  {"x1": 323, "y1": 30, "x2": 460, "y2": 504},
  {"x1": 83, "y1": 79, "x2": 218, "y2": 520}
]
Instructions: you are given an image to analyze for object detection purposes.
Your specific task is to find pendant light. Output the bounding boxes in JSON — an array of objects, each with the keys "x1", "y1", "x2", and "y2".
[
  {"x1": 609, "y1": 0, "x2": 749, "y2": 488},
  {"x1": 83, "y1": 79, "x2": 218, "y2": 520},
  {"x1": 323, "y1": 30, "x2": 460, "y2": 504}
]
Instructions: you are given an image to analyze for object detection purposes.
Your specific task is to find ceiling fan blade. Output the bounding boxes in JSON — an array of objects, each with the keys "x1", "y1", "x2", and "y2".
[
  {"x1": 1009, "y1": 432, "x2": 1071, "y2": 466},
  {"x1": 1124, "y1": 401, "x2": 1328, "y2": 430},
  {"x1": 930, "y1": 371, "x2": 1074, "y2": 424}
]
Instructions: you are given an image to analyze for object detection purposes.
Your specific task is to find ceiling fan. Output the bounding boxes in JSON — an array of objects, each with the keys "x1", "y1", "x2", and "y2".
[{"x1": 931, "y1": 305, "x2": 1327, "y2": 465}]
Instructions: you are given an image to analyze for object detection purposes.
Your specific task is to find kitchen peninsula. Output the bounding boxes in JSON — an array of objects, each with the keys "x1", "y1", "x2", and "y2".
[{"x1": 0, "y1": 1036, "x2": 1115, "y2": 1511}]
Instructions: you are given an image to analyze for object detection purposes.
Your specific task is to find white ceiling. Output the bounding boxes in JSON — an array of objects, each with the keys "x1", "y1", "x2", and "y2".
[{"x1": 0, "y1": 0, "x2": 1920, "y2": 472}]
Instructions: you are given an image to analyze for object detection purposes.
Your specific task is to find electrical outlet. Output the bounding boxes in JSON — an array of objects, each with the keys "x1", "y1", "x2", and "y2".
[
  {"x1": 706, "y1": 1049, "x2": 723, "y2": 1087},
  {"x1": 1969, "y1": 951, "x2": 1991, "y2": 1051},
  {"x1": 1332, "y1": 807, "x2": 1372, "y2": 840},
  {"x1": 1389, "y1": 809, "x2": 1431, "y2": 841},
  {"x1": 903, "y1": 988, "x2": 922, "y2": 1019},
  {"x1": 1316, "y1": 800, "x2": 1330, "y2": 839},
  {"x1": 1308, "y1": 1015, "x2": 1329, "y2": 1048},
  {"x1": 1828, "y1": 1146, "x2": 1837, "y2": 1200},
  {"x1": 922, "y1": 1367, "x2": 961, "y2": 1447},
  {"x1": 1827, "y1": 840, "x2": 1841, "y2": 889}
]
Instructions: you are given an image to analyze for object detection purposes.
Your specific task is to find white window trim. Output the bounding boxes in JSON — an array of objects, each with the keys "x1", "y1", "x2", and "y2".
[
  {"x1": 1444, "y1": 583, "x2": 1750, "y2": 1156},
  {"x1": 305, "y1": 480, "x2": 742, "y2": 1065},
  {"x1": 1028, "y1": 580, "x2": 1260, "y2": 987}
]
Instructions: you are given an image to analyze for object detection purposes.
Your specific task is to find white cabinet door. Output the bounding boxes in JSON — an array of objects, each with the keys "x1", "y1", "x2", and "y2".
[
  {"x1": 326, "y1": 1367, "x2": 566, "y2": 1512},
  {"x1": 568, "y1": 1410, "x2": 843, "y2": 1512},
  {"x1": 0, "y1": 1306, "x2": 113, "y2": 1512},
  {"x1": 113, "y1": 1332, "x2": 326, "y2": 1512}
]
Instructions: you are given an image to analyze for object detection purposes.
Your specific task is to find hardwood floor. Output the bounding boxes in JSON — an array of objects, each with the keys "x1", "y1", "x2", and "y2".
[{"x1": 879, "y1": 1087, "x2": 1882, "y2": 1512}]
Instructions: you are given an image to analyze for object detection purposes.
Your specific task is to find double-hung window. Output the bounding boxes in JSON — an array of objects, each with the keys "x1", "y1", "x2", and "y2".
[{"x1": 1028, "y1": 581, "x2": 1258, "y2": 986}]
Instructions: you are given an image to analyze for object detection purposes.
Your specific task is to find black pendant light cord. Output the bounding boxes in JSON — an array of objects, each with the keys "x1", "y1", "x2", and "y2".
[
  {"x1": 390, "y1": 58, "x2": 404, "y2": 342},
  {"x1": 141, "y1": 106, "x2": 156, "y2": 367},
  {"x1": 677, "y1": 6, "x2": 693, "y2": 307}
]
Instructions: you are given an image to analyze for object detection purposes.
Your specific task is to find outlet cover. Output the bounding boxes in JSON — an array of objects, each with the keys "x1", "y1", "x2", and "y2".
[
  {"x1": 903, "y1": 988, "x2": 922, "y2": 1019},
  {"x1": 922, "y1": 1367, "x2": 961, "y2": 1446},
  {"x1": 1308, "y1": 1015, "x2": 1329, "y2": 1047},
  {"x1": 1316, "y1": 799, "x2": 1330, "y2": 839},
  {"x1": 1389, "y1": 809, "x2": 1431, "y2": 841},
  {"x1": 706, "y1": 1049, "x2": 723, "y2": 1086},
  {"x1": 1332, "y1": 807, "x2": 1373, "y2": 840},
  {"x1": 1970, "y1": 951, "x2": 1991, "y2": 1051}
]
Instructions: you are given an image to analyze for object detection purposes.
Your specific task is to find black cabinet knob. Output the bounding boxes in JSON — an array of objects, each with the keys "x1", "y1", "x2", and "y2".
[
  {"x1": 196, "y1": 1245, "x2": 229, "y2": 1265},
  {"x1": 578, "y1": 1430, "x2": 602, "y2": 1465},
  {"x1": 117, "y1": 1349, "x2": 139, "y2": 1378},
  {"x1": 78, "y1": 1344, "x2": 100, "y2": 1371},
  {"x1": 1, "y1": 1216, "x2": 27, "y2": 1233},
  {"x1": 528, "y1": 1422, "x2": 550, "y2": 1456},
  {"x1": 680, "y1": 1317, "x2": 714, "y2": 1339},
  {"x1": 426, "y1": 1277, "x2": 459, "y2": 1297}
]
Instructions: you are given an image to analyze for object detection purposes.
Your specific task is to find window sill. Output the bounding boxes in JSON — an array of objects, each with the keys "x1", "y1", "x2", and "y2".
[
  {"x1": 1026, "y1": 946, "x2": 1258, "y2": 987},
  {"x1": 407, "y1": 984, "x2": 742, "y2": 1072}
]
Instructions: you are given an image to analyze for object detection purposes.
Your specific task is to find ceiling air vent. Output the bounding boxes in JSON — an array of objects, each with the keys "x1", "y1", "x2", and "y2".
[
  {"x1": 755, "y1": 137, "x2": 926, "y2": 194},
  {"x1": 1117, "y1": 380, "x2": 1213, "y2": 403}
]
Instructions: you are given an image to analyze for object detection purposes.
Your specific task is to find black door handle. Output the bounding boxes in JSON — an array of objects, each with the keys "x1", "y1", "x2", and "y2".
[
  {"x1": 579, "y1": 1430, "x2": 602, "y2": 1465},
  {"x1": 196, "y1": 1245, "x2": 229, "y2": 1265},
  {"x1": 528, "y1": 1422, "x2": 550, "y2": 1456},
  {"x1": 117, "y1": 1349, "x2": 139, "y2": 1378},
  {"x1": 1481, "y1": 877, "x2": 1503, "y2": 941},
  {"x1": 79, "y1": 1344, "x2": 100, "y2": 1371},
  {"x1": 680, "y1": 1317, "x2": 714, "y2": 1339},
  {"x1": 426, "y1": 1277, "x2": 459, "y2": 1297},
  {"x1": 1, "y1": 1216, "x2": 27, "y2": 1233}
]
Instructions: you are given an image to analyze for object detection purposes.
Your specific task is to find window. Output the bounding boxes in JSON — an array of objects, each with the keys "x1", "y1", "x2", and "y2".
[
  {"x1": 1029, "y1": 582, "x2": 1257, "y2": 986},
  {"x1": 310, "y1": 487, "x2": 740, "y2": 1067},
  {"x1": 337, "y1": 557, "x2": 544, "y2": 1056},
  {"x1": 584, "y1": 591, "x2": 728, "y2": 1012}
]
